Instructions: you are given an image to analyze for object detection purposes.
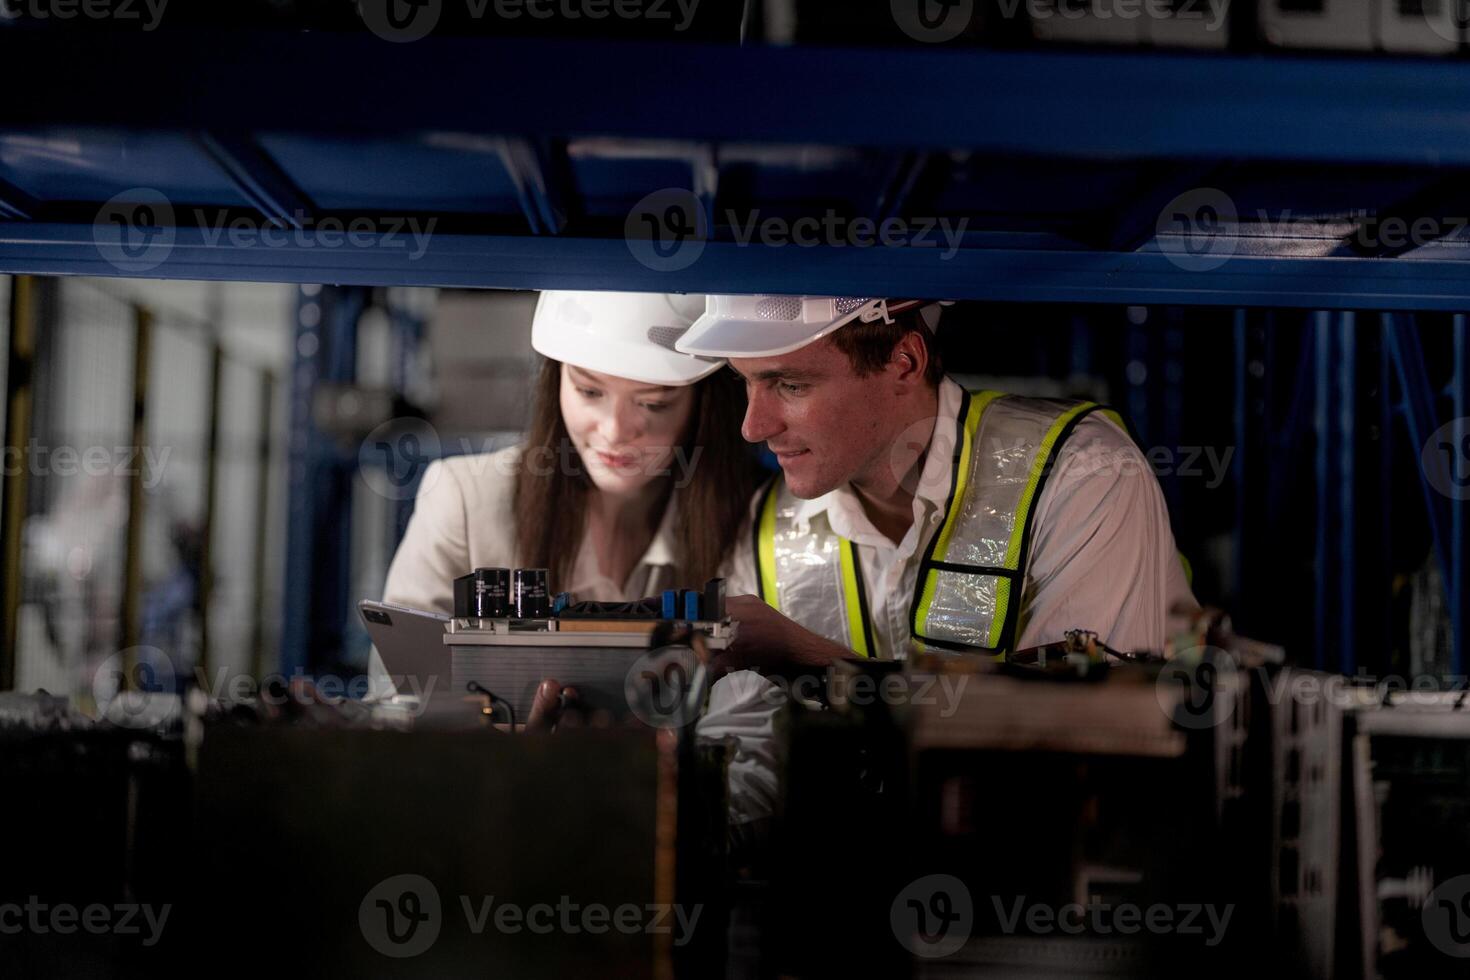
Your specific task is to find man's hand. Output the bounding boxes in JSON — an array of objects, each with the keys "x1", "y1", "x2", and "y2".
[{"x1": 713, "y1": 595, "x2": 853, "y2": 675}]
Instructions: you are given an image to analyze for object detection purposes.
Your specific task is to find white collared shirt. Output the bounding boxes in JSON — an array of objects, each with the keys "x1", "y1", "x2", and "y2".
[{"x1": 703, "y1": 376, "x2": 1199, "y2": 823}]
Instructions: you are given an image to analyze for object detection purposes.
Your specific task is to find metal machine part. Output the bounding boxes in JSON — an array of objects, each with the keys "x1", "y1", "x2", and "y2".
[
  {"x1": 1270, "y1": 668, "x2": 1344, "y2": 978},
  {"x1": 771, "y1": 656, "x2": 1240, "y2": 978},
  {"x1": 1348, "y1": 698, "x2": 1470, "y2": 978},
  {"x1": 447, "y1": 617, "x2": 732, "y2": 724}
]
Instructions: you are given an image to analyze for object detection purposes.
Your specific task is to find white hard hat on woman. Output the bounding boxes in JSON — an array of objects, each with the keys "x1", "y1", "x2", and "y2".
[{"x1": 532, "y1": 290, "x2": 724, "y2": 386}]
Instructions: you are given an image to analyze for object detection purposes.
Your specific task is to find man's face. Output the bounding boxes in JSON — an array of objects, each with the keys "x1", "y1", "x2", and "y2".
[{"x1": 730, "y1": 337, "x2": 897, "y2": 499}]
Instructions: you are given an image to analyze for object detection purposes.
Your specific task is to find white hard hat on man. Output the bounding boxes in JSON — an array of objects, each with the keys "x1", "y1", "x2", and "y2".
[{"x1": 675, "y1": 295, "x2": 947, "y2": 358}]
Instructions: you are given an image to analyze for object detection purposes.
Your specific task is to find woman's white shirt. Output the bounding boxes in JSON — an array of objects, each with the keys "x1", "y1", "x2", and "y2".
[{"x1": 373, "y1": 445, "x2": 682, "y2": 693}]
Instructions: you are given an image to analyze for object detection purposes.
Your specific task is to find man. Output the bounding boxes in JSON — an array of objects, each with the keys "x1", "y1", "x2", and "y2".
[{"x1": 680, "y1": 295, "x2": 1197, "y2": 823}]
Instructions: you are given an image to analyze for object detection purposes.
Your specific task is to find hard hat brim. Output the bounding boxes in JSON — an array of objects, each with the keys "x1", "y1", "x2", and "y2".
[
  {"x1": 531, "y1": 290, "x2": 725, "y2": 386},
  {"x1": 533, "y1": 330, "x2": 727, "y2": 386},
  {"x1": 674, "y1": 312, "x2": 855, "y2": 359},
  {"x1": 675, "y1": 297, "x2": 941, "y2": 359}
]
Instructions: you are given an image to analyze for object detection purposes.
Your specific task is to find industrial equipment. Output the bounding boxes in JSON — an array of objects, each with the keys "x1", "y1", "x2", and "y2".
[{"x1": 443, "y1": 573, "x2": 732, "y2": 724}]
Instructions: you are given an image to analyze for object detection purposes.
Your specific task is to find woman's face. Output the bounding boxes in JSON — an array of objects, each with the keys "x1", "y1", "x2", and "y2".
[{"x1": 559, "y1": 363, "x2": 697, "y2": 497}]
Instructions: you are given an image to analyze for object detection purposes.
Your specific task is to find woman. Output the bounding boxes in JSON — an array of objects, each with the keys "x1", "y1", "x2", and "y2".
[{"x1": 375, "y1": 290, "x2": 760, "y2": 699}]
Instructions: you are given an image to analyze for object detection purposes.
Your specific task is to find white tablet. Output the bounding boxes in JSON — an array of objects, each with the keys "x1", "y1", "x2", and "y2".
[{"x1": 359, "y1": 599, "x2": 452, "y2": 701}]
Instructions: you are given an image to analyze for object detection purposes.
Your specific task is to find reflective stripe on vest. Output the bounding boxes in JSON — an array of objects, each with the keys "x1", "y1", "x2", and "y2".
[
  {"x1": 912, "y1": 391, "x2": 1101, "y2": 655},
  {"x1": 754, "y1": 476, "x2": 874, "y2": 657},
  {"x1": 755, "y1": 390, "x2": 1106, "y2": 659}
]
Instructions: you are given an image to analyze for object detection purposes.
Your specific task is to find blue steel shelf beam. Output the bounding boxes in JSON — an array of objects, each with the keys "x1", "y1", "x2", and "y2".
[
  {"x1": 8, "y1": 34, "x2": 1470, "y2": 166},
  {"x1": 17, "y1": 224, "x2": 1470, "y2": 309},
  {"x1": 1100, "y1": 162, "x2": 1228, "y2": 254},
  {"x1": 1346, "y1": 174, "x2": 1470, "y2": 260},
  {"x1": 0, "y1": 176, "x2": 35, "y2": 222},
  {"x1": 497, "y1": 137, "x2": 569, "y2": 236},
  {"x1": 872, "y1": 151, "x2": 931, "y2": 225},
  {"x1": 192, "y1": 132, "x2": 315, "y2": 231},
  {"x1": 692, "y1": 143, "x2": 719, "y2": 236}
]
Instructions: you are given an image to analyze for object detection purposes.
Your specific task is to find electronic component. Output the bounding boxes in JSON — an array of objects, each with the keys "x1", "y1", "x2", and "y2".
[
  {"x1": 453, "y1": 567, "x2": 511, "y2": 618},
  {"x1": 513, "y1": 567, "x2": 550, "y2": 618},
  {"x1": 702, "y1": 577, "x2": 726, "y2": 621},
  {"x1": 443, "y1": 576, "x2": 734, "y2": 721}
]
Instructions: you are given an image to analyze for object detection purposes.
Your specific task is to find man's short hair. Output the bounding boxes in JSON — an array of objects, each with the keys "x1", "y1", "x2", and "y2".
[{"x1": 828, "y1": 308, "x2": 945, "y2": 385}]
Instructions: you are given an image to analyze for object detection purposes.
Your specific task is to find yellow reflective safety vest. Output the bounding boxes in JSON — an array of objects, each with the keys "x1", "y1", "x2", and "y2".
[{"x1": 753, "y1": 389, "x2": 1125, "y2": 659}]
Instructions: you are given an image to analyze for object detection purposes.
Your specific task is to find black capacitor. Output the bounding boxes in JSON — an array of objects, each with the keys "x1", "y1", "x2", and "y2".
[
  {"x1": 702, "y1": 577, "x2": 727, "y2": 621},
  {"x1": 454, "y1": 567, "x2": 511, "y2": 618},
  {"x1": 513, "y1": 567, "x2": 551, "y2": 619}
]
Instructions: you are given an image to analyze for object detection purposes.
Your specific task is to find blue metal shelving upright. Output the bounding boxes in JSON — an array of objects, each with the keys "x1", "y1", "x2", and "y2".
[{"x1": 280, "y1": 285, "x2": 365, "y2": 678}]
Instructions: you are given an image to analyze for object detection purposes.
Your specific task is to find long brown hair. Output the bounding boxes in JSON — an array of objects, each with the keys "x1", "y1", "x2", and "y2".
[{"x1": 513, "y1": 359, "x2": 761, "y2": 592}]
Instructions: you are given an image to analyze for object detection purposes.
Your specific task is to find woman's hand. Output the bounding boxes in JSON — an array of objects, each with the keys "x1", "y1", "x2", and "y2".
[{"x1": 525, "y1": 678, "x2": 579, "y2": 732}]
